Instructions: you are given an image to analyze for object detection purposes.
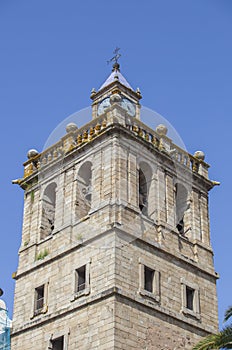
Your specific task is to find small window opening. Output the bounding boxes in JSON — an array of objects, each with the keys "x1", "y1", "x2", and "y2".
[
  {"x1": 51, "y1": 336, "x2": 64, "y2": 350},
  {"x1": 186, "y1": 286, "x2": 194, "y2": 311},
  {"x1": 35, "y1": 285, "x2": 44, "y2": 313},
  {"x1": 144, "y1": 266, "x2": 154, "y2": 293},
  {"x1": 76, "y1": 265, "x2": 86, "y2": 292}
]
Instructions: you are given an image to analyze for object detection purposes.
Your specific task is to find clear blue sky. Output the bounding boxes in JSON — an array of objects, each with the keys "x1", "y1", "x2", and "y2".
[{"x1": 0, "y1": 0, "x2": 231, "y2": 327}]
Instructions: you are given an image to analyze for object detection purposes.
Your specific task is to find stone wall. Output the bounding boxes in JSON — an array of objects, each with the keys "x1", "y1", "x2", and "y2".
[{"x1": 12, "y1": 121, "x2": 218, "y2": 349}]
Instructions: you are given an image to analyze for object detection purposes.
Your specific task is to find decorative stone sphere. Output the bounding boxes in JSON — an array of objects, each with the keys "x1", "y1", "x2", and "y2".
[
  {"x1": 194, "y1": 150, "x2": 205, "y2": 161},
  {"x1": 110, "y1": 93, "x2": 121, "y2": 104},
  {"x1": 156, "y1": 124, "x2": 168, "y2": 136},
  {"x1": 66, "y1": 122, "x2": 78, "y2": 133},
  {"x1": 27, "y1": 149, "x2": 39, "y2": 159}
]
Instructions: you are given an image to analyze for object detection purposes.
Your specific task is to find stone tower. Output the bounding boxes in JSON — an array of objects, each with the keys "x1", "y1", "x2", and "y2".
[{"x1": 11, "y1": 62, "x2": 219, "y2": 350}]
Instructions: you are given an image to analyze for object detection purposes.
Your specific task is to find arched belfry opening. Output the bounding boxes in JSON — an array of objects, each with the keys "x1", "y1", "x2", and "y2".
[
  {"x1": 139, "y1": 169, "x2": 147, "y2": 214},
  {"x1": 75, "y1": 161, "x2": 92, "y2": 219},
  {"x1": 12, "y1": 56, "x2": 219, "y2": 350},
  {"x1": 175, "y1": 183, "x2": 188, "y2": 235},
  {"x1": 138, "y1": 162, "x2": 152, "y2": 216},
  {"x1": 40, "y1": 182, "x2": 57, "y2": 240}
]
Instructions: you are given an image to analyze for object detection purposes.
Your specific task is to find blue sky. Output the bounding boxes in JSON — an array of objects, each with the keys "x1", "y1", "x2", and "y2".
[{"x1": 0, "y1": 0, "x2": 231, "y2": 327}]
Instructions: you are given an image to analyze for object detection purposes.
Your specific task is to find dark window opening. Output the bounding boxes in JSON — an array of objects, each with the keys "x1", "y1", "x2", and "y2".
[
  {"x1": 144, "y1": 266, "x2": 154, "y2": 293},
  {"x1": 35, "y1": 285, "x2": 44, "y2": 313},
  {"x1": 186, "y1": 286, "x2": 194, "y2": 310},
  {"x1": 51, "y1": 336, "x2": 64, "y2": 350},
  {"x1": 176, "y1": 218, "x2": 184, "y2": 235},
  {"x1": 76, "y1": 265, "x2": 86, "y2": 292}
]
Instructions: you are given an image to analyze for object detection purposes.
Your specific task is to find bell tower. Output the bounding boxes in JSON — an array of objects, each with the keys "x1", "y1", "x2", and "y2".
[
  {"x1": 12, "y1": 58, "x2": 219, "y2": 349},
  {"x1": 91, "y1": 61, "x2": 142, "y2": 121}
]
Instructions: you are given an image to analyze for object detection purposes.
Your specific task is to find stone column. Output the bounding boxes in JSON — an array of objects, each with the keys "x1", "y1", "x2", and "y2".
[
  {"x1": 55, "y1": 172, "x2": 65, "y2": 228},
  {"x1": 200, "y1": 191, "x2": 210, "y2": 245},
  {"x1": 191, "y1": 189, "x2": 201, "y2": 240},
  {"x1": 63, "y1": 167, "x2": 75, "y2": 226},
  {"x1": 127, "y1": 151, "x2": 137, "y2": 208},
  {"x1": 165, "y1": 171, "x2": 175, "y2": 227},
  {"x1": 157, "y1": 167, "x2": 166, "y2": 224}
]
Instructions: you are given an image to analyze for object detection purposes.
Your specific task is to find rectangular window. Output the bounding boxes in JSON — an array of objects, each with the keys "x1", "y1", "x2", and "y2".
[
  {"x1": 31, "y1": 282, "x2": 49, "y2": 319},
  {"x1": 186, "y1": 286, "x2": 194, "y2": 311},
  {"x1": 181, "y1": 278, "x2": 200, "y2": 319},
  {"x1": 71, "y1": 260, "x2": 91, "y2": 301},
  {"x1": 75, "y1": 265, "x2": 86, "y2": 292},
  {"x1": 139, "y1": 259, "x2": 160, "y2": 302},
  {"x1": 35, "y1": 285, "x2": 44, "y2": 313},
  {"x1": 144, "y1": 266, "x2": 154, "y2": 293},
  {"x1": 51, "y1": 336, "x2": 64, "y2": 350}
]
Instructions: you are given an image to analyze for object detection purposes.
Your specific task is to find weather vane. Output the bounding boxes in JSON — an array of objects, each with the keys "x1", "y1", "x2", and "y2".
[{"x1": 107, "y1": 47, "x2": 121, "y2": 65}]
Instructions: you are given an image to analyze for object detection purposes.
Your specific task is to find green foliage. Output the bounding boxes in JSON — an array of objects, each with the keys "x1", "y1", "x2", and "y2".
[
  {"x1": 76, "y1": 233, "x2": 83, "y2": 241},
  {"x1": 193, "y1": 306, "x2": 232, "y2": 350},
  {"x1": 225, "y1": 307, "x2": 232, "y2": 323},
  {"x1": 23, "y1": 240, "x2": 29, "y2": 247},
  {"x1": 36, "y1": 248, "x2": 49, "y2": 261}
]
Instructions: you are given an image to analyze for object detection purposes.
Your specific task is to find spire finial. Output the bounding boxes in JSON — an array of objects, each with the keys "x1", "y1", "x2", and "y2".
[{"x1": 107, "y1": 47, "x2": 121, "y2": 71}]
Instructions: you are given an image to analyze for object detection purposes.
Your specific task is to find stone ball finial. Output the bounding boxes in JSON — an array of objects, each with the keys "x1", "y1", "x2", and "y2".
[
  {"x1": 194, "y1": 150, "x2": 205, "y2": 161},
  {"x1": 156, "y1": 124, "x2": 168, "y2": 136},
  {"x1": 110, "y1": 93, "x2": 121, "y2": 104},
  {"x1": 112, "y1": 62, "x2": 120, "y2": 72},
  {"x1": 90, "y1": 88, "x2": 97, "y2": 99},
  {"x1": 66, "y1": 122, "x2": 78, "y2": 133},
  {"x1": 27, "y1": 149, "x2": 39, "y2": 159}
]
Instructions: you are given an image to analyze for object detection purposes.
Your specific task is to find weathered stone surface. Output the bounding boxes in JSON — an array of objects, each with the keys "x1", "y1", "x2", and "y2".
[{"x1": 12, "y1": 82, "x2": 218, "y2": 349}]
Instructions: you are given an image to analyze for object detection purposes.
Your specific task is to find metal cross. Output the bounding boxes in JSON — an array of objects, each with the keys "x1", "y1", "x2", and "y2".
[{"x1": 107, "y1": 47, "x2": 121, "y2": 65}]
